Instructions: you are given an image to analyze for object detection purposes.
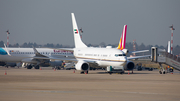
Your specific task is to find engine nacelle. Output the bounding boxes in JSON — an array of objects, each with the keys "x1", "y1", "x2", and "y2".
[
  {"x1": 49, "y1": 60, "x2": 63, "y2": 67},
  {"x1": 6, "y1": 62, "x2": 17, "y2": 67},
  {"x1": 75, "y1": 61, "x2": 89, "y2": 71},
  {"x1": 124, "y1": 61, "x2": 135, "y2": 70}
]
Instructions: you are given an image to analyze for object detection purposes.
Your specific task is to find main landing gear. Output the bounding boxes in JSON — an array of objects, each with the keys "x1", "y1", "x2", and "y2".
[
  {"x1": 80, "y1": 71, "x2": 88, "y2": 74},
  {"x1": 159, "y1": 63, "x2": 165, "y2": 74}
]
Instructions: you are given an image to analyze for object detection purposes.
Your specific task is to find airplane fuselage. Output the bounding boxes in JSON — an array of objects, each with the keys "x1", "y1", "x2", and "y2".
[
  {"x1": 0, "y1": 48, "x2": 73, "y2": 62},
  {"x1": 74, "y1": 47, "x2": 127, "y2": 67}
]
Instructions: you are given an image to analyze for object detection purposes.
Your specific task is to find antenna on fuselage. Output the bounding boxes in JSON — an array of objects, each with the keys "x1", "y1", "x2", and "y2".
[{"x1": 79, "y1": 27, "x2": 83, "y2": 39}]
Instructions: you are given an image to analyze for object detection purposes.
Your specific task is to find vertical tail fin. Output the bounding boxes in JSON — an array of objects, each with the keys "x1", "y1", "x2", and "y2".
[
  {"x1": 117, "y1": 25, "x2": 127, "y2": 50},
  {"x1": 71, "y1": 13, "x2": 87, "y2": 48}
]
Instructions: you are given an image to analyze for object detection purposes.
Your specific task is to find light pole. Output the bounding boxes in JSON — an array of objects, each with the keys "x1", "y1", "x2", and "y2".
[
  {"x1": 169, "y1": 25, "x2": 175, "y2": 54},
  {"x1": 6, "y1": 30, "x2": 10, "y2": 47}
]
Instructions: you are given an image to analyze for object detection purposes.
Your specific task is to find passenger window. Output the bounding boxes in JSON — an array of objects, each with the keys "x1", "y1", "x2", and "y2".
[
  {"x1": 115, "y1": 54, "x2": 126, "y2": 57},
  {"x1": 115, "y1": 54, "x2": 118, "y2": 57}
]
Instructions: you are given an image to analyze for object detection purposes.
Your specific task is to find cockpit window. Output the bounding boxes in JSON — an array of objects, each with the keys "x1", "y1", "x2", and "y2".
[{"x1": 115, "y1": 54, "x2": 126, "y2": 57}]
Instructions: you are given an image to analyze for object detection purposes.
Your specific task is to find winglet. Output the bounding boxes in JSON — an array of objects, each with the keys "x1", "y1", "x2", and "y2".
[
  {"x1": 4, "y1": 43, "x2": 11, "y2": 56},
  {"x1": 117, "y1": 25, "x2": 127, "y2": 50},
  {"x1": 32, "y1": 46, "x2": 39, "y2": 55},
  {"x1": 71, "y1": 13, "x2": 87, "y2": 48},
  {"x1": 32, "y1": 46, "x2": 46, "y2": 57}
]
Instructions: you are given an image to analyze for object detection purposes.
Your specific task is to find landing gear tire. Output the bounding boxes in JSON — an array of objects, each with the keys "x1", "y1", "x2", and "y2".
[
  {"x1": 27, "y1": 65, "x2": 32, "y2": 69},
  {"x1": 54, "y1": 66, "x2": 60, "y2": 70},
  {"x1": 81, "y1": 71, "x2": 84, "y2": 74},
  {"x1": 120, "y1": 71, "x2": 124, "y2": 74},
  {"x1": 169, "y1": 69, "x2": 173, "y2": 72},
  {"x1": 34, "y1": 65, "x2": 39, "y2": 69},
  {"x1": 57, "y1": 67, "x2": 60, "y2": 70},
  {"x1": 149, "y1": 68, "x2": 153, "y2": 71},
  {"x1": 108, "y1": 72, "x2": 112, "y2": 75}
]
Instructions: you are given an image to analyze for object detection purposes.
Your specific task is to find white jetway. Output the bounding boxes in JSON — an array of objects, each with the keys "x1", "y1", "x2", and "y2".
[{"x1": 151, "y1": 47, "x2": 180, "y2": 74}]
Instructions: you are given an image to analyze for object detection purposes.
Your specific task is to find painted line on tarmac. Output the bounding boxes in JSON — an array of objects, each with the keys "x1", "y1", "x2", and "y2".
[
  {"x1": 33, "y1": 90, "x2": 74, "y2": 93},
  {"x1": 125, "y1": 92, "x2": 163, "y2": 95},
  {"x1": 103, "y1": 90, "x2": 163, "y2": 95}
]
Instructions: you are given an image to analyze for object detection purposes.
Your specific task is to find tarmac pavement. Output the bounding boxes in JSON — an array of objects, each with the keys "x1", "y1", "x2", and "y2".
[{"x1": 0, "y1": 67, "x2": 180, "y2": 101}]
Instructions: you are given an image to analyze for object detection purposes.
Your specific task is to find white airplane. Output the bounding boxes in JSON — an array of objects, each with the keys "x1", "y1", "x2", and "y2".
[
  {"x1": 0, "y1": 46, "x2": 73, "y2": 69},
  {"x1": 65, "y1": 13, "x2": 150, "y2": 74}
]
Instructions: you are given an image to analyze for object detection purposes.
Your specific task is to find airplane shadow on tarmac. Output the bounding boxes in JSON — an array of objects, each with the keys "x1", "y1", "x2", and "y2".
[{"x1": 89, "y1": 71, "x2": 151, "y2": 75}]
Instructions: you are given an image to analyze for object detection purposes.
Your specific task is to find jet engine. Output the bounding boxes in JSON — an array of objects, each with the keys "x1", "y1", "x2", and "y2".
[
  {"x1": 124, "y1": 61, "x2": 135, "y2": 70},
  {"x1": 5, "y1": 62, "x2": 17, "y2": 67},
  {"x1": 75, "y1": 61, "x2": 89, "y2": 71},
  {"x1": 49, "y1": 60, "x2": 63, "y2": 67}
]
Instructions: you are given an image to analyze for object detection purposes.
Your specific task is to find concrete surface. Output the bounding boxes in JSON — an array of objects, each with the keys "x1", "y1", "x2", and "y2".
[{"x1": 0, "y1": 67, "x2": 180, "y2": 101}]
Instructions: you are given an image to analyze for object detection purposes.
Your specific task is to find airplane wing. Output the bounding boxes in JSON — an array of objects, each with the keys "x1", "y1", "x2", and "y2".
[
  {"x1": 79, "y1": 59, "x2": 97, "y2": 64},
  {"x1": 48, "y1": 48, "x2": 74, "y2": 52},
  {"x1": 32, "y1": 56, "x2": 77, "y2": 61},
  {"x1": 31, "y1": 47, "x2": 76, "y2": 61},
  {"x1": 127, "y1": 55, "x2": 151, "y2": 60},
  {"x1": 129, "y1": 50, "x2": 149, "y2": 54}
]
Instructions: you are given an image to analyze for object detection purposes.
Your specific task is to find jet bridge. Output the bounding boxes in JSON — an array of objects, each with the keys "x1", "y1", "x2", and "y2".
[{"x1": 151, "y1": 47, "x2": 180, "y2": 74}]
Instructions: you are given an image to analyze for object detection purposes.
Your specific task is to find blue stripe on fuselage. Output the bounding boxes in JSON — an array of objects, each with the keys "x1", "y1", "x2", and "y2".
[{"x1": 0, "y1": 48, "x2": 7, "y2": 55}]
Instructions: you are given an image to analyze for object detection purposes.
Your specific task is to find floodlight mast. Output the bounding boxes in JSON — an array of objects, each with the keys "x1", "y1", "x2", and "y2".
[
  {"x1": 133, "y1": 39, "x2": 136, "y2": 56},
  {"x1": 6, "y1": 30, "x2": 10, "y2": 47},
  {"x1": 169, "y1": 25, "x2": 175, "y2": 54}
]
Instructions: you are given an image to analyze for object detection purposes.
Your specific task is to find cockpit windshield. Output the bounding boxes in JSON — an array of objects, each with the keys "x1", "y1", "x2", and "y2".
[{"x1": 115, "y1": 54, "x2": 126, "y2": 57}]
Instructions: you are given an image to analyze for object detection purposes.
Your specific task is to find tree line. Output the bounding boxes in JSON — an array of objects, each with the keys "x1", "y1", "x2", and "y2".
[{"x1": 0, "y1": 40, "x2": 179, "y2": 56}]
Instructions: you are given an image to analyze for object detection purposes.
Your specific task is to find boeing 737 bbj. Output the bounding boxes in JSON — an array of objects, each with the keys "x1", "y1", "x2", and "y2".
[{"x1": 63, "y1": 13, "x2": 149, "y2": 74}]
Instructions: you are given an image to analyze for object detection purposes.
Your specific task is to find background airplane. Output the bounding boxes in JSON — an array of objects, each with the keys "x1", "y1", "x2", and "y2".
[{"x1": 0, "y1": 46, "x2": 73, "y2": 69}]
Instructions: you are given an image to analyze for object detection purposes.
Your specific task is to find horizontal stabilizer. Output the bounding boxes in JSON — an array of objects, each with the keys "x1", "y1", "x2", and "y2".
[
  {"x1": 129, "y1": 50, "x2": 149, "y2": 54},
  {"x1": 48, "y1": 48, "x2": 74, "y2": 52},
  {"x1": 127, "y1": 55, "x2": 151, "y2": 60}
]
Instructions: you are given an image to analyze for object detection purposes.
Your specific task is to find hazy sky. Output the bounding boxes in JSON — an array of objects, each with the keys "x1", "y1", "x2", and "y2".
[{"x1": 0, "y1": 0, "x2": 180, "y2": 47}]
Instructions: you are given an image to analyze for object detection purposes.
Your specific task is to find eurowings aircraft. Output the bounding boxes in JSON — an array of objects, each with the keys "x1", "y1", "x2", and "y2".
[{"x1": 0, "y1": 46, "x2": 73, "y2": 69}]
